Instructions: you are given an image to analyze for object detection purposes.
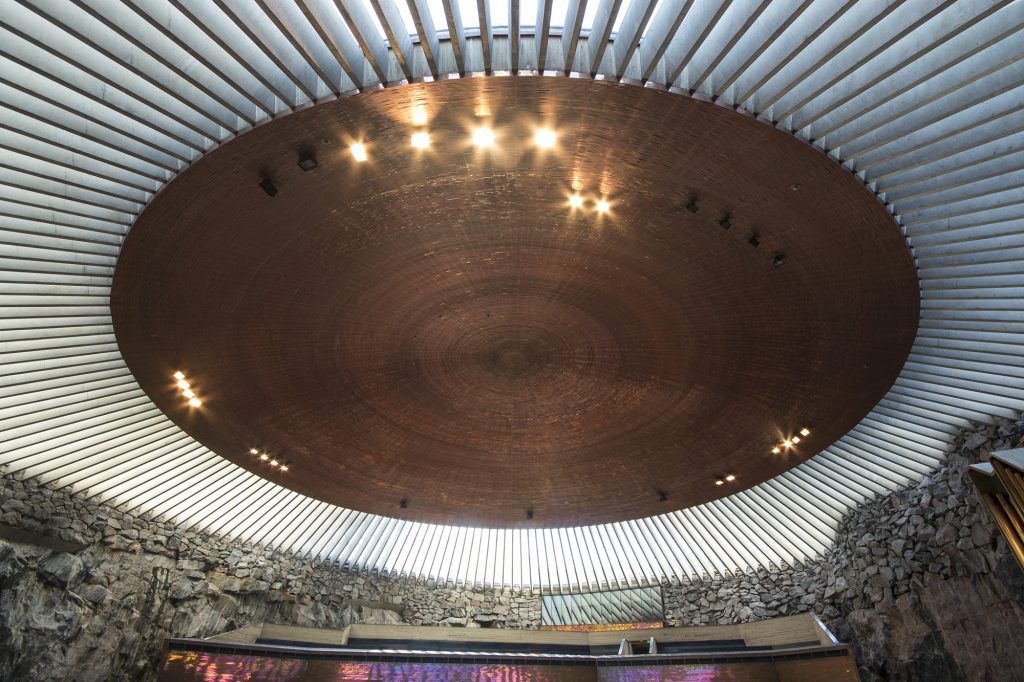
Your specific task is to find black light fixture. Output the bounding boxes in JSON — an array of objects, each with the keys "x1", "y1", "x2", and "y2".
[
  {"x1": 685, "y1": 199, "x2": 699, "y2": 213},
  {"x1": 399, "y1": 498, "x2": 408, "y2": 509},
  {"x1": 258, "y1": 178, "x2": 278, "y2": 197},
  {"x1": 297, "y1": 153, "x2": 318, "y2": 172},
  {"x1": 658, "y1": 490, "x2": 668, "y2": 502},
  {"x1": 719, "y1": 216, "x2": 731, "y2": 230},
  {"x1": 526, "y1": 509, "x2": 534, "y2": 520},
  {"x1": 748, "y1": 234, "x2": 760, "y2": 247},
  {"x1": 772, "y1": 254, "x2": 786, "y2": 268}
]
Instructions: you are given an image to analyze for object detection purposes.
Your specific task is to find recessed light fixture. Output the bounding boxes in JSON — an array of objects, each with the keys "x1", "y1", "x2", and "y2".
[
  {"x1": 259, "y1": 453, "x2": 269, "y2": 461},
  {"x1": 771, "y1": 428, "x2": 812, "y2": 454},
  {"x1": 596, "y1": 199, "x2": 611, "y2": 214},
  {"x1": 269, "y1": 458, "x2": 279, "y2": 467},
  {"x1": 685, "y1": 200, "x2": 698, "y2": 213},
  {"x1": 534, "y1": 128, "x2": 556, "y2": 148},
  {"x1": 350, "y1": 143, "x2": 367, "y2": 162},
  {"x1": 773, "y1": 254, "x2": 786, "y2": 268},
  {"x1": 724, "y1": 474, "x2": 736, "y2": 482},
  {"x1": 411, "y1": 106, "x2": 429, "y2": 126},
  {"x1": 411, "y1": 131, "x2": 430, "y2": 149},
  {"x1": 280, "y1": 463, "x2": 289, "y2": 472},
  {"x1": 748, "y1": 234, "x2": 760, "y2": 247},
  {"x1": 719, "y1": 216, "x2": 732, "y2": 230},
  {"x1": 174, "y1": 371, "x2": 204, "y2": 408},
  {"x1": 250, "y1": 448, "x2": 259, "y2": 455},
  {"x1": 569, "y1": 194, "x2": 584, "y2": 209},
  {"x1": 472, "y1": 127, "x2": 495, "y2": 147},
  {"x1": 715, "y1": 478, "x2": 725, "y2": 486},
  {"x1": 258, "y1": 178, "x2": 277, "y2": 197},
  {"x1": 297, "y1": 153, "x2": 317, "y2": 172}
]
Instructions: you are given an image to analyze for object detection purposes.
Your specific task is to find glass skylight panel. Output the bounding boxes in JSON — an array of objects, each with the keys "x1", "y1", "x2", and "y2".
[
  {"x1": 394, "y1": 0, "x2": 419, "y2": 37},
  {"x1": 460, "y1": 0, "x2": 481, "y2": 30},
  {"x1": 490, "y1": 0, "x2": 509, "y2": 30},
  {"x1": 549, "y1": 0, "x2": 569, "y2": 28},
  {"x1": 580, "y1": 0, "x2": 599, "y2": 31},
  {"x1": 520, "y1": 0, "x2": 538, "y2": 28},
  {"x1": 611, "y1": 0, "x2": 631, "y2": 34},
  {"x1": 426, "y1": 0, "x2": 447, "y2": 32},
  {"x1": 641, "y1": 0, "x2": 665, "y2": 36}
]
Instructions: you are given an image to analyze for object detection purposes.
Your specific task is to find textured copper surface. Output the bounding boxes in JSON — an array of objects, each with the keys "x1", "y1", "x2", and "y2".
[{"x1": 112, "y1": 77, "x2": 918, "y2": 527}]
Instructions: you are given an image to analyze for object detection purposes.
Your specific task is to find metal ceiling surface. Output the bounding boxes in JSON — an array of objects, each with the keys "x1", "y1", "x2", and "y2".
[{"x1": 1, "y1": 0, "x2": 1022, "y2": 589}]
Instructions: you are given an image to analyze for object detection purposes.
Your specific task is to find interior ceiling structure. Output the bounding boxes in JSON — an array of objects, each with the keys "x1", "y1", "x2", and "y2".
[
  {"x1": 111, "y1": 77, "x2": 918, "y2": 526},
  {"x1": 0, "y1": 0, "x2": 1021, "y2": 588}
]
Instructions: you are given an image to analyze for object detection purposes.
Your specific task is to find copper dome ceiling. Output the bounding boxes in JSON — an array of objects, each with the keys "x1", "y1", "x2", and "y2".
[{"x1": 111, "y1": 77, "x2": 917, "y2": 526}]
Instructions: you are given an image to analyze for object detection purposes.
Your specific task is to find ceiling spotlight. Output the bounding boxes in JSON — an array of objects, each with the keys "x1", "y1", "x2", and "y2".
[
  {"x1": 792, "y1": 435, "x2": 801, "y2": 444},
  {"x1": 249, "y1": 448, "x2": 259, "y2": 455},
  {"x1": 719, "y1": 216, "x2": 732, "y2": 230},
  {"x1": 400, "y1": 498, "x2": 408, "y2": 509},
  {"x1": 280, "y1": 464, "x2": 289, "y2": 472},
  {"x1": 596, "y1": 199, "x2": 611, "y2": 214},
  {"x1": 297, "y1": 153, "x2": 318, "y2": 172},
  {"x1": 526, "y1": 509, "x2": 534, "y2": 519},
  {"x1": 534, "y1": 128, "x2": 556, "y2": 148},
  {"x1": 783, "y1": 439, "x2": 793, "y2": 448},
  {"x1": 658, "y1": 490, "x2": 668, "y2": 502},
  {"x1": 685, "y1": 200, "x2": 699, "y2": 213},
  {"x1": 188, "y1": 397, "x2": 202, "y2": 407},
  {"x1": 715, "y1": 479, "x2": 725, "y2": 486},
  {"x1": 183, "y1": 389, "x2": 195, "y2": 399},
  {"x1": 258, "y1": 178, "x2": 278, "y2": 197},
  {"x1": 472, "y1": 127, "x2": 495, "y2": 147},
  {"x1": 173, "y1": 371, "x2": 185, "y2": 380},
  {"x1": 269, "y1": 459, "x2": 279, "y2": 467},
  {"x1": 724, "y1": 474, "x2": 736, "y2": 482},
  {"x1": 771, "y1": 446, "x2": 781, "y2": 454},
  {"x1": 800, "y1": 428, "x2": 811, "y2": 437},
  {"x1": 773, "y1": 254, "x2": 786, "y2": 268},
  {"x1": 748, "y1": 234, "x2": 760, "y2": 247},
  {"x1": 259, "y1": 453, "x2": 269, "y2": 461},
  {"x1": 411, "y1": 131, "x2": 430, "y2": 149},
  {"x1": 411, "y1": 106, "x2": 429, "y2": 126},
  {"x1": 176, "y1": 379, "x2": 190, "y2": 390},
  {"x1": 569, "y1": 194, "x2": 584, "y2": 209},
  {"x1": 350, "y1": 143, "x2": 367, "y2": 162}
]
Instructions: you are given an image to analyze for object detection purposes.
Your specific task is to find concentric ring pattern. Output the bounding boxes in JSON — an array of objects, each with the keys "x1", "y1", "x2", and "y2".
[{"x1": 1, "y1": 0, "x2": 1022, "y2": 590}]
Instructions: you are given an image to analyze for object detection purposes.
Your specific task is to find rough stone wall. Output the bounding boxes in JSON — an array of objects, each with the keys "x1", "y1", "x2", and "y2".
[
  {"x1": 3, "y1": 416, "x2": 1024, "y2": 681},
  {"x1": 662, "y1": 414, "x2": 1024, "y2": 681},
  {"x1": 0, "y1": 473, "x2": 540, "y2": 682}
]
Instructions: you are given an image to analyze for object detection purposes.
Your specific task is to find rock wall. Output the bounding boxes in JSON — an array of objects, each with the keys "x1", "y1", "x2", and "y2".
[
  {"x1": 662, "y1": 414, "x2": 1024, "y2": 681},
  {"x1": 0, "y1": 474, "x2": 540, "y2": 682},
  {"x1": 2, "y1": 416, "x2": 1024, "y2": 681}
]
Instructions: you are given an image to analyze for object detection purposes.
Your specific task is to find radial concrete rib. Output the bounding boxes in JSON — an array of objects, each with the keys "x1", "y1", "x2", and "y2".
[
  {"x1": 407, "y1": 0, "x2": 441, "y2": 78},
  {"x1": 368, "y1": 0, "x2": 415, "y2": 81},
  {"x1": 561, "y1": 0, "x2": 587, "y2": 73},
  {"x1": 333, "y1": 0, "x2": 391, "y2": 84}
]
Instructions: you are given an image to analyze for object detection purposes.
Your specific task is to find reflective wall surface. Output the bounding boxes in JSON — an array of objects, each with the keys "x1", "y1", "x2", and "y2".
[{"x1": 158, "y1": 650, "x2": 860, "y2": 681}]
